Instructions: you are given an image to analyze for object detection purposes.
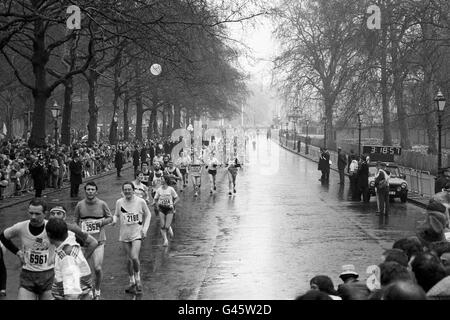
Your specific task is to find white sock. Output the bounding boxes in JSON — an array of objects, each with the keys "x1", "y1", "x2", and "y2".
[{"x1": 135, "y1": 272, "x2": 141, "y2": 283}]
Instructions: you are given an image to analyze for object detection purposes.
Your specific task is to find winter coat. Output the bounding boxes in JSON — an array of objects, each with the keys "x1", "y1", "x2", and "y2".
[
  {"x1": 338, "y1": 152, "x2": 347, "y2": 170},
  {"x1": 115, "y1": 151, "x2": 124, "y2": 169},
  {"x1": 357, "y1": 161, "x2": 369, "y2": 188},
  {"x1": 30, "y1": 162, "x2": 46, "y2": 190},
  {"x1": 69, "y1": 160, "x2": 83, "y2": 185},
  {"x1": 133, "y1": 150, "x2": 140, "y2": 167}
]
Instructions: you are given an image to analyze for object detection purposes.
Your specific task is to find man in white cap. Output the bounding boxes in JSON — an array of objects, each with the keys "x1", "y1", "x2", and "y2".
[{"x1": 339, "y1": 264, "x2": 359, "y2": 284}]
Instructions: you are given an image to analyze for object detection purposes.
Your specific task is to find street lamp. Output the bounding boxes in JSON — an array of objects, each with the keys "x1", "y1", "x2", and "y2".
[
  {"x1": 50, "y1": 101, "x2": 61, "y2": 148},
  {"x1": 357, "y1": 111, "x2": 362, "y2": 156},
  {"x1": 435, "y1": 89, "x2": 446, "y2": 171},
  {"x1": 187, "y1": 123, "x2": 194, "y2": 160},
  {"x1": 113, "y1": 112, "x2": 119, "y2": 145},
  {"x1": 305, "y1": 119, "x2": 310, "y2": 155},
  {"x1": 322, "y1": 116, "x2": 327, "y2": 148}
]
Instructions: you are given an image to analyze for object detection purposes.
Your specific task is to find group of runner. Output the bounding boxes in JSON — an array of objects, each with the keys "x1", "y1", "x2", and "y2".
[{"x1": 0, "y1": 147, "x2": 243, "y2": 300}]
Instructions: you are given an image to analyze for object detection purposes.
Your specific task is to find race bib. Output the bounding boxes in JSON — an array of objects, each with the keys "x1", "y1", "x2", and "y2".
[
  {"x1": 28, "y1": 250, "x2": 49, "y2": 267},
  {"x1": 124, "y1": 212, "x2": 140, "y2": 225},
  {"x1": 142, "y1": 175, "x2": 149, "y2": 182},
  {"x1": 159, "y1": 196, "x2": 172, "y2": 206},
  {"x1": 81, "y1": 219, "x2": 102, "y2": 234}
]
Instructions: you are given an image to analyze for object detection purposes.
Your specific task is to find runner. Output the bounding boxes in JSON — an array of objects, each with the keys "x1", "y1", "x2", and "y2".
[
  {"x1": 206, "y1": 152, "x2": 220, "y2": 194},
  {"x1": 0, "y1": 198, "x2": 55, "y2": 300},
  {"x1": 227, "y1": 158, "x2": 242, "y2": 196},
  {"x1": 74, "y1": 181, "x2": 113, "y2": 300},
  {"x1": 48, "y1": 205, "x2": 98, "y2": 260},
  {"x1": 132, "y1": 171, "x2": 150, "y2": 204},
  {"x1": 162, "y1": 154, "x2": 170, "y2": 170},
  {"x1": 190, "y1": 162, "x2": 203, "y2": 197},
  {"x1": 176, "y1": 150, "x2": 191, "y2": 191},
  {"x1": 45, "y1": 218, "x2": 92, "y2": 300},
  {"x1": 164, "y1": 160, "x2": 182, "y2": 191},
  {"x1": 141, "y1": 162, "x2": 153, "y2": 187},
  {"x1": 151, "y1": 161, "x2": 165, "y2": 214},
  {"x1": 153, "y1": 175, "x2": 179, "y2": 246},
  {"x1": 153, "y1": 152, "x2": 163, "y2": 167},
  {"x1": 112, "y1": 182, "x2": 151, "y2": 294}
]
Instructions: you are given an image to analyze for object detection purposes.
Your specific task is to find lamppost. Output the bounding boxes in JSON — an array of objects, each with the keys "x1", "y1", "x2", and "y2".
[
  {"x1": 305, "y1": 119, "x2": 310, "y2": 155},
  {"x1": 435, "y1": 89, "x2": 446, "y2": 171},
  {"x1": 113, "y1": 112, "x2": 118, "y2": 145},
  {"x1": 187, "y1": 123, "x2": 194, "y2": 161},
  {"x1": 323, "y1": 116, "x2": 327, "y2": 148},
  {"x1": 50, "y1": 101, "x2": 61, "y2": 148},
  {"x1": 357, "y1": 111, "x2": 362, "y2": 156}
]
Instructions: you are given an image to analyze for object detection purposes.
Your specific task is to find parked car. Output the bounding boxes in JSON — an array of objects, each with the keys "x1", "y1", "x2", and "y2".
[{"x1": 368, "y1": 162, "x2": 408, "y2": 202}]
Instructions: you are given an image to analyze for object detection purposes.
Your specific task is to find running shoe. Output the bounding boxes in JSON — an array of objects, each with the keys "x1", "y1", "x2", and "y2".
[
  {"x1": 214, "y1": 186, "x2": 216, "y2": 191},
  {"x1": 125, "y1": 284, "x2": 136, "y2": 294},
  {"x1": 228, "y1": 192, "x2": 232, "y2": 196},
  {"x1": 194, "y1": 192, "x2": 198, "y2": 197},
  {"x1": 210, "y1": 190, "x2": 213, "y2": 194},
  {"x1": 135, "y1": 284, "x2": 143, "y2": 294},
  {"x1": 233, "y1": 189, "x2": 236, "y2": 193}
]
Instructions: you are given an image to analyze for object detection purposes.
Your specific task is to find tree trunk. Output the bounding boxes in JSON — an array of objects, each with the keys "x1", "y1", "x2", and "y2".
[
  {"x1": 123, "y1": 91, "x2": 130, "y2": 141},
  {"x1": 174, "y1": 105, "x2": 181, "y2": 129},
  {"x1": 393, "y1": 72, "x2": 410, "y2": 149},
  {"x1": 109, "y1": 61, "x2": 121, "y2": 144},
  {"x1": 61, "y1": 76, "x2": 73, "y2": 146},
  {"x1": 29, "y1": 18, "x2": 50, "y2": 148},
  {"x1": 134, "y1": 61, "x2": 143, "y2": 141},
  {"x1": 150, "y1": 108, "x2": 157, "y2": 138},
  {"x1": 87, "y1": 61, "x2": 99, "y2": 146},
  {"x1": 380, "y1": 4, "x2": 392, "y2": 146},
  {"x1": 162, "y1": 106, "x2": 167, "y2": 137}
]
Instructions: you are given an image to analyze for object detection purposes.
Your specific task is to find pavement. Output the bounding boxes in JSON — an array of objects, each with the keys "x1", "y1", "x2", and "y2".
[
  {"x1": 275, "y1": 137, "x2": 430, "y2": 209},
  {"x1": 0, "y1": 163, "x2": 132, "y2": 210}
]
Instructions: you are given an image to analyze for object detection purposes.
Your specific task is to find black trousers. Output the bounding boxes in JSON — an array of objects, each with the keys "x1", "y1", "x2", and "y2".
[
  {"x1": 117, "y1": 168, "x2": 122, "y2": 177},
  {"x1": 377, "y1": 188, "x2": 390, "y2": 214},
  {"x1": 0, "y1": 247, "x2": 6, "y2": 291},
  {"x1": 35, "y1": 188, "x2": 43, "y2": 198},
  {"x1": 338, "y1": 169, "x2": 345, "y2": 184},
  {"x1": 70, "y1": 183, "x2": 80, "y2": 197}
]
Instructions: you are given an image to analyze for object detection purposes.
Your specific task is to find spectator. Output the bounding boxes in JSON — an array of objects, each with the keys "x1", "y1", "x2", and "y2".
[
  {"x1": 338, "y1": 264, "x2": 359, "y2": 284},
  {"x1": 435, "y1": 169, "x2": 449, "y2": 194},
  {"x1": 382, "y1": 249, "x2": 409, "y2": 268},
  {"x1": 69, "y1": 153, "x2": 83, "y2": 198},
  {"x1": 133, "y1": 145, "x2": 140, "y2": 178},
  {"x1": 356, "y1": 154, "x2": 369, "y2": 202},
  {"x1": 379, "y1": 261, "x2": 413, "y2": 287},
  {"x1": 411, "y1": 252, "x2": 447, "y2": 293},
  {"x1": 416, "y1": 210, "x2": 447, "y2": 249},
  {"x1": 375, "y1": 162, "x2": 390, "y2": 215},
  {"x1": 296, "y1": 290, "x2": 332, "y2": 300},
  {"x1": 337, "y1": 148, "x2": 347, "y2": 185},
  {"x1": 310, "y1": 275, "x2": 342, "y2": 300},
  {"x1": 392, "y1": 236, "x2": 424, "y2": 265},
  {"x1": 30, "y1": 155, "x2": 46, "y2": 198},
  {"x1": 381, "y1": 281, "x2": 427, "y2": 300},
  {"x1": 115, "y1": 148, "x2": 124, "y2": 178}
]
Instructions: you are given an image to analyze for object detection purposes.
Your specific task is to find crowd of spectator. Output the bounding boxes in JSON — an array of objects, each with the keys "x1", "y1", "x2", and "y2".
[
  {"x1": 0, "y1": 135, "x2": 179, "y2": 200},
  {"x1": 297, "y1": 200, "x2": 450, "y2": 300}
]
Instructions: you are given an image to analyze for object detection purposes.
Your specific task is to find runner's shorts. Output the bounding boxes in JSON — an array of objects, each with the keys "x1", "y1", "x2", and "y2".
[{"x1": 20, "y1": 268, "x2": 54, "y2": 295}]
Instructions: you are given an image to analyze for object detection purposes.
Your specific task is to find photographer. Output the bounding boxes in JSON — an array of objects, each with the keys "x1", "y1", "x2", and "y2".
[{"x1": 30, "y1": 155, "x2": 46, "y2": 197}]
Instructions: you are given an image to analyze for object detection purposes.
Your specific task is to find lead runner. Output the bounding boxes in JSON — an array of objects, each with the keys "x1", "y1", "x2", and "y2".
[{"x1": 74, "y1": 181, "x2": 113, "y2": 300}]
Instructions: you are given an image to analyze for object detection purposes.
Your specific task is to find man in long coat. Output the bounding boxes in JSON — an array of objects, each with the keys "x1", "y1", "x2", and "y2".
[
  {"x1": 69, "y1": 153, "x2": 83, "y2": 197},
  {"x1": 115, "y1": 148, "x2": 124, "y2": 177}
]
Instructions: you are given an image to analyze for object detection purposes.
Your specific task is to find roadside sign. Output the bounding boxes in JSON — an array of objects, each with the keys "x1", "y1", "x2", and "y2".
[{"x1": 362, "y1": 145, "x2": 402, "y2": 162}]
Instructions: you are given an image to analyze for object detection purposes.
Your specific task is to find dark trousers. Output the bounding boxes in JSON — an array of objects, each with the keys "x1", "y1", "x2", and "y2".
[
  {"x1": 377, "y1": 188, "x2": 390, "y2": 214},
  {"x1": 117, "y1": 168, "x2": 122, "y2": 177},
  {"x1": 70, "y1": 183, "x2": 80, "y2": 197},
  {"x1": 0, "y1": 247, "x2": 6, "y2": 291},
  {"x1": 358, "y1": 185, "x2": 370, "y2": 202},
  {"x1": 350, "y1": 175, "x2": 358, "y2": 200},
  {"x1": 134, "y1": 166, "x2": 139, "y2": 178},
  {"x1": 35, "y1": 188, "x2": 43, "y2": 198},
  {"x1": 338, "y1": 169, "x2": 345, "y2": 184}
]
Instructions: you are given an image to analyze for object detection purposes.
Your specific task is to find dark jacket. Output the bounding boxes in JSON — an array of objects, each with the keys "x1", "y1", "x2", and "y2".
[
  {"x1": 338, "y1": 152, "x2": 347, "y2": 170},
  {"x1": 115, "y1": 151, "x2": 124, "y2": 169},
  {"x1": 133, "y1": 150, "x2": 140, "y2": 167},
  {"x1": 69, "y1": 160, "x2": 83, "y2": 185},
  {"x1": 30, "y1": 161, "x2": 46, "y2": 190},
  {"x1": 318, "y1": 152, "x2": 330, "y2": 171},
  {"x1": 140, "y1": 147, "x2": 148, "y2": 163},
  {"x1": 357, "y1": 160, "x2": 369, "y2": 188}
]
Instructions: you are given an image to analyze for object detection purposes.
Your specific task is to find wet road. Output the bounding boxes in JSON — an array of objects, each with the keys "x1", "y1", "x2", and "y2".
[{"x1": 0, "y1": 134, "x2": 427, "y2": 299}]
